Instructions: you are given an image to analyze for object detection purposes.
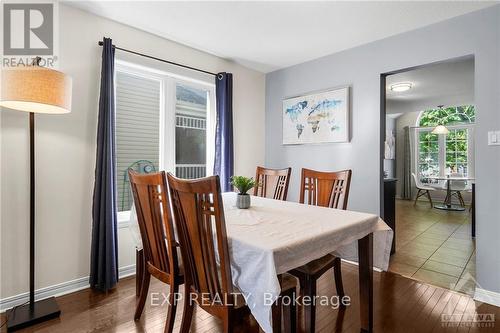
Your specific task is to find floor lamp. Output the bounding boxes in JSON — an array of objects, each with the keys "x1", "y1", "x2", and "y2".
[{"x1": 0, "y1": 59, "x2": 72, "y2": 331}]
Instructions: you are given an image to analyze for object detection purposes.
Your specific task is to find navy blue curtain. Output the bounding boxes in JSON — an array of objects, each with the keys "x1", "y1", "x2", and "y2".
[
  {"x1": 90, "y1": 38, "x2": 119, "y2": 291},
  {"x1": 214, "y1": 72, "x2": 234, "y2": 192}
]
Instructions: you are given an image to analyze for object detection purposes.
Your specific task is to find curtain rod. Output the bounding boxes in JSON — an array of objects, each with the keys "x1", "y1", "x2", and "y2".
[{"x1": 98, "y1": 41, "x2": 217, "y2": 77}]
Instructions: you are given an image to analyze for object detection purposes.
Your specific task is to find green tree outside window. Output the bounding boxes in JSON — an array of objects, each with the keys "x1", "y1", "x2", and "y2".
[{"x1": 418, "y1": 105, "x2": 475, "y2": 127}]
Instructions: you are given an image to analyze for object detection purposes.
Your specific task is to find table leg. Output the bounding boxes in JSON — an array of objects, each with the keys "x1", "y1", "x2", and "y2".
[
  {"x1": 358, "y1": 233, "x2": 373, "y2": 333},
  {"x1": 446, "y1": 179, "x2": 452, "y2": 208},
  {"x1": 272, "y1": 274, "x2": 284, "y2": 333},
  {"x1": 471, "y1": 183, "x2": 476, "y2": 238}
]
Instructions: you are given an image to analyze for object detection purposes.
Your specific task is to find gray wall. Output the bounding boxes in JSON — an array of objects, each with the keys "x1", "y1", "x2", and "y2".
[{"x1": 265, "y1": 6, "x2": 500, "y2": 293}]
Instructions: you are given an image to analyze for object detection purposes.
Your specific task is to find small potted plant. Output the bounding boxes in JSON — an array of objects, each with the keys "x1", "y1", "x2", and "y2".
[{"x1": 230, "y1": 176, "x2": 256, "y2": 209}]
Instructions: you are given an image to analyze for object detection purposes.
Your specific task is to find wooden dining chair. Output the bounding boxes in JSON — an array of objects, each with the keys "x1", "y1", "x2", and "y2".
[
  {"x1": 289, "y1": 168, "x2": 352, "y2": 333},
  {"x1": 167, "y1": 173, "x2": 298, "y2": 333},
  {"x1": 128, "y1": 170, "x2": 184, "y2": 333},
  {"x1": 254, "y1": 166, "x2": 292, "y2": 201}
]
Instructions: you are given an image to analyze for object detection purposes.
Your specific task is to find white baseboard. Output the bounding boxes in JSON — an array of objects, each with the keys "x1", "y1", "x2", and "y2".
[
  {"x1": 0, "y1": 264, "x2": 136, "y2": 313},
  {"x1": 119, "y1": 264, "x2": 137, "y2": 278},
  {"x1": 474, "y1": 288, "x2": 500, "y2": 307}
]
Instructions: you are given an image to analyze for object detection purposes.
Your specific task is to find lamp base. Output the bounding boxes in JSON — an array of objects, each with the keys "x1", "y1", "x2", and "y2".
[{"x1": 6, "y1": 297, "x2": 61, "y2": 332}]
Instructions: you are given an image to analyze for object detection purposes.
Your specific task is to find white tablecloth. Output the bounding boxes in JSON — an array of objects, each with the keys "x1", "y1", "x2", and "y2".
[{"x1": 129, "y1": 193, "x2": 393, "y2": 333}]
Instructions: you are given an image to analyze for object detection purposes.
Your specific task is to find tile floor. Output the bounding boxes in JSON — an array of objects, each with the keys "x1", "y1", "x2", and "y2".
[{"x1": 388, "y1": 199, "x2": 476, "y2": 296}]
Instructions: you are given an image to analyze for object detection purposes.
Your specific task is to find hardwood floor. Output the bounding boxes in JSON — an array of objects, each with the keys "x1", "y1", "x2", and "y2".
[
  {"x1": 2, "y1": 261, "x2": 498, "y2": 332},
  {"x1": 390, "y1": 199, "x2": 476, "y2": 295}
]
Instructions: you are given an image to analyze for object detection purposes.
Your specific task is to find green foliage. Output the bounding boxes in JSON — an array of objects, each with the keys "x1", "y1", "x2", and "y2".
[
  {"x1": 419, "y1": 105, "x2": 475, "y2": 127},
  {"x1": 230, "y1": 176, "x2": 256, "y2": 195},
  {"x1": 445, "y1": 129, "x2": 469, "y2": 172},
  {"x1": 417, "y1": 106, "x2": 473, "y2": 175}
]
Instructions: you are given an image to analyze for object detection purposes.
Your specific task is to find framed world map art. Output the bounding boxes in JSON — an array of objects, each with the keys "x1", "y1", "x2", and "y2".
[{"x1": 282, "y1": 86, "x2": 350, "y2": 145}]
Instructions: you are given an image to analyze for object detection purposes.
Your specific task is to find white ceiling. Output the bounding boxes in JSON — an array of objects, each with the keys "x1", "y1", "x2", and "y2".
[
  {"x1": 66, "y1": 1, "x2": 496, "y2": 73},
  {"x1": 386, "y1": 57, "x2": 474, "y2": 115}
]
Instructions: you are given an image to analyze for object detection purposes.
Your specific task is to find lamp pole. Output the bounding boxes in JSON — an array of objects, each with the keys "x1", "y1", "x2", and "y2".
[
  {"x1": 29, "y1": 57, "x2": 39, "y2": 309},
  {"x1": 29, "y1": 111, "x2": 35, "y2": 308},
  {"x1": 3, "y1": 57, "x2": 67, "y2": 331}
]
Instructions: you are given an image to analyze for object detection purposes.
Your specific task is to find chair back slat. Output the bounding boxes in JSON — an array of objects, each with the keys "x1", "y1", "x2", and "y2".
[
  {"x1": 128, "y1": 170, "x2": 178, "y2": 276},
  {"x1": 254, "y1": 166, "x2": 292, "y2": 201},
  {"x1": 167, "y1": 174, "x2": 233, "y2": 306},
  {"x1": 300, "y1": 168, "x2": 352, "y2": 209}
]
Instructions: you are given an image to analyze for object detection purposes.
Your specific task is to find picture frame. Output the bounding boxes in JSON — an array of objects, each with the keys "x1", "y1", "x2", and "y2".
[{"x1": 282, "y1": 86, "x2": 350, "y2": 145}]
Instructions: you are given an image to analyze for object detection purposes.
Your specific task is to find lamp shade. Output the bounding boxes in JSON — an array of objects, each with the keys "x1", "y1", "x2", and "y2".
[
  {"x1": 0, "y1": 66, "x2": 72, "y2": 114},
  {"x1": 431, "y1": 125, "x2": 449, "y2": 135}
]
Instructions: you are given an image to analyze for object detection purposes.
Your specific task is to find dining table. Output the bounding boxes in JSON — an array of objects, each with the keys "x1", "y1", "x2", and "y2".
[
  {"x1": 130, "y1": 193, "x2": 393, "y2": 333},
  {"x1": 426, "y1": 175, "x2": 475, "y2": 211}
]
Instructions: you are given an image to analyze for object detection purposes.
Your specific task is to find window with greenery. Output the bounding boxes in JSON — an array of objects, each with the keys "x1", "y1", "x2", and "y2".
[
  {"x1": 446, "y1": 128, "x2": 469, "y2": 175},
  {"x1": 418, "y1": 131, "x2": 439, "y2": 178},
  {"x1": 416, "y1": 105, "x2": 475, "y2": 183},
  {"x1": 418, "y1": 105, "x2": 475, "y2": 127}
]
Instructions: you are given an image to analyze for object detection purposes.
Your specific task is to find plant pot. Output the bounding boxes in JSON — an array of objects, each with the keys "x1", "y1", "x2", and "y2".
[{"x1": 236, "y1": 194, "x2": 251, "y2": 209}]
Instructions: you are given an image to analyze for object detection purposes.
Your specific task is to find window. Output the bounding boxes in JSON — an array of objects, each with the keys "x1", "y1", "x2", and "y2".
[
  {"x1": 115, "y1": 71, "x2": 161, "y2": 212},
  {"x1": 415, "y1": 105, "x2": 475, "y2": 184},
  {"x1": 446, "y1": 128, "x2": 469, "y2": 175},
  {"x1": 175, "y1": 84, "x2": 209, "y2": 179},
  {"x1": 115, "y1": 61, "x2": 215, "y2": 217},
  {"x1": 417, "y1": 131, "x2": 439, "y2": 179}
]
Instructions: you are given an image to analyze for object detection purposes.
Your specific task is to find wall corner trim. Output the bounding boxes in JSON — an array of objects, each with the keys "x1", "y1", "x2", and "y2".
[
  {"x1": 0, "y1": 265, "x2": 136, "y2": 312},
  {"x1": 474, "y1": 287, "x2": 500, "y2": 307}
]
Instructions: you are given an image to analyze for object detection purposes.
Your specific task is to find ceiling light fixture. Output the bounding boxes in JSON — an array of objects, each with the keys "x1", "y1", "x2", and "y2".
[
  {"x1": 431, "y1": 125, "x2": 449, "y2": 135},
  {"x1": 390, "y1": 82, "x2": 412, "y2": 92}
]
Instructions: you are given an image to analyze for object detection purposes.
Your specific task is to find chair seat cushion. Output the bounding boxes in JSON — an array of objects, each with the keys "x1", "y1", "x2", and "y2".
[
  {"x1": 419, "y1": 185, "x2": 435, "y2": 191},
  {"x1": 290, "y1": 254, "x2": 336, "y2": 277}
]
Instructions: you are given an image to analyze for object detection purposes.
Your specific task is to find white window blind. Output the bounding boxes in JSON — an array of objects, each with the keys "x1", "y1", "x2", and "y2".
[{"x1": 115, "y1": 71, "x2": 161, "y2": 212}]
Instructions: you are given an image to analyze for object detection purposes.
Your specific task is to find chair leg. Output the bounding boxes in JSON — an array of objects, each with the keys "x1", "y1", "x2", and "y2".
[
  {"x1": 450, "y1": 191, "x2": 459, "y2": 205},
  {"x1": 164, "y1": 282, "x2": 179, "y2": 333},
  {"x1": 282, "y1": 289, "x2": 297, "y2": 333},
  {"x1": 426, "y1": 190, "x2": 433, "y2": 207},
  {"x1": 179, "y1": 286, "x2": 194, "y2": 333},
  {"x1": 303, "y1": 277, "x2": 317, "y2": 333},
  {"x1": 458, "y1": 191, "x2": 465, "y2": 207},
  {"x1": 223, "y1": 313, "x2": 234, "y2": 333},
  {"x1": 134, "y1": 271, "x2": 151, "y2": 320},
  {"x1": 444, "y1": 192, "x2": 450, "y2": 206},
  {"x1": 414, "y1": 189, "x2": 421, "y2": 206},
  {"x1": 333, "y1": 257, "x2": 345, "y2": 301},
  {"x1": 136, "y1": 249, "x2": 144, "y2": 297}
]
